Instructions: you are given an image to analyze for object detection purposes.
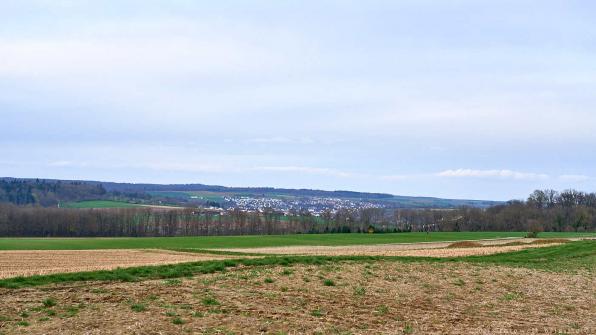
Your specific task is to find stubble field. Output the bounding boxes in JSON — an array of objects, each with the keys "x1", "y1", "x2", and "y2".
[
  {"x1": 0, "y1": 235, "x2": 594, "y2": 334},
  {"x1": 0, "y1": 249, "x2": 237, "y2": 279},
  {"x1": 0, "y1": 260, "x2": 593, "y2": 334}
]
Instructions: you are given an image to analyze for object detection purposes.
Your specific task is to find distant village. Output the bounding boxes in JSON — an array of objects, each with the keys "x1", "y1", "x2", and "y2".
[{"x1": 221, "y1": 196, "x2": 384, "y2": 216}]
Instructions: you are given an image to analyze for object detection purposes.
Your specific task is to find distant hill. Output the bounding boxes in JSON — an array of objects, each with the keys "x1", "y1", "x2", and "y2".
[
  {"x1": 0, "y1": 178, "x2": 107, "y2": 206},
  {"x1": 0, "y1": 177, "x2": 502, "y2": 209}
]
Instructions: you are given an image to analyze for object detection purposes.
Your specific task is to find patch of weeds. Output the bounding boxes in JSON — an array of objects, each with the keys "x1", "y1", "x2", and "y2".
[
  {"x1": 201, "y1": 277, "x2": 218, "y2": 285},
  {"x1": 172, "y1": 317, "x2": 185, "y2": 325},
  {"x1": 280, "y1": 286, "x2": 289, "y2": 292},
  {"x1": 42, "y1": 297, "x2": 57, "y2": 308},
  {"x1": 38, "y1": 317, "x2": 51, "y2": 322},
  {"x1": 311, "y1": 309, "x2": 324, "y2": 317},
  {"x1": 19, "y1": 311, "x2": 30, "y2": 318},
  {"x1": 64, "y1": 305, "x2": 79, "y2": 317},
  {"x1": 205, "y1": 326, "x2": 235, "y2": 335},
  {"x1": 354, "y1": 286, "x2": 366, "y2": 296},
  {"x1": 162, "y1": 279, "x2": 182, "y2": 286},
  {"x1": 0, "y1": 315, "x2": 10, "y2": 321},
  {"x1": 264, "y1": 292, "x2": 278, "y2": 299},
  {"x1": 421, "y1": 282, "x2": 433, "y2": 290},
  {"x1": 569, "y1": 322, "x2": 580, "y2": 329},
  {"x1": 179, "y1": 304, "x2": 192, "y2": 310},
  {"x1": 264, "y1": 277, "x2": 274, "y2": 284},
  {"x1": 192, "y1": 311, "x2": 204, "y2": 318},
  {"x1": 208, "y1": 308, "x2": 227, "y2": 314},
  {"x1": 403, "y1": 323, "x2": 414, "y2": 334},
  {"x1": 90, "y1": 288, "x2": 108, "y2": 294},
  {"x1": 16, "y1": 321, "x2": 30, "y2": 327},
  {"x1": 46, "y1": 310, "x2": 56, "y2": 316},
  {"x1": 501, "y1": 292, "x2": 520, "y2": 301},
  {"x1": 303, "y1": 276, "x2": 311, "y2": 282},
  {"x1": 246, "y1": 270, "x2": 261, "y2": 279},
  {"x1": 147, "y1": 294, "x2": 159, "y2": 301},
  {"x1": 453, "y1": 278, "x2": 466, "y2": 287},
  {"x1": 165, "y1": 310, "x2": 177, "y2": 317},
  {"x1": 375, "y1": 305, "x2": 389, "y2": 315},
  {"x1": 131, "y1": 303, "x2": 146, "y2": 312},
  {"x1": 443, "y1": 292, "x2": 455, "y2": 302},
  {"x1": 281, "y1": 269, "x2": 293, "y2": 276},
  {"x1": 201, "y1": 297, "x2": 220, "y2": 306},
  {"x1": 323, "y1": 279, "x2": 335, "y2": 286}
]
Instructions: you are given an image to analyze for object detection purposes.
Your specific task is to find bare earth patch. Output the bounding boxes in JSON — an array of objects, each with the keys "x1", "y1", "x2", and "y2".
[
  {"x1": 0, "y1": 250, "x2": 237, "y2": 279},
  {"x1": 218, "y1": 238, "x2": 578, "y2": 257},
  {"x1": 0, "y1": 261, "x2": 593, "y2": 334}
]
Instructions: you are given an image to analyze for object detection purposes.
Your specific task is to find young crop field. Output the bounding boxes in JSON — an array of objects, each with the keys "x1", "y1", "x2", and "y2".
[
  {"x1": 0, "y1": 231, "x2": 594, "y2": 250},
  {"x1": 60, "y1": 200, "x2": 142, "y2": 209},
  {"x1": 0, "y1": 241, "x2": 593, "y2": 334}
]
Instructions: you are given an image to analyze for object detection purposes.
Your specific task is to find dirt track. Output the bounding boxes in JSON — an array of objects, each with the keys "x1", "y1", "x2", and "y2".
[{"x1": 0, "y1": 250, "x2": 235, "y2": 279}]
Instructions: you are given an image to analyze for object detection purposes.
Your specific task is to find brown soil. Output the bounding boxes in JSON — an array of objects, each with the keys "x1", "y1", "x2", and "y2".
[
  {"x1": 0, "y1": 250, "x2": 237, "y2": 279},
  {"x1": 222, "y1": 239, "x2": 568, "y2": 257},
  {"x1": 501, "y1": 239, "x2": 571, "y2": 247},
  {"x1": 530, "y1": 238, "x2": 570, "y2": 244},
  {"x1": 447, "y1": 241, "x2": 484, "y2": 248},
  {"x1": 392, "y1": 244, "x2": 564, "y2": 257},
  {"x1": 0, "y1": 261, "x2": 593, "y2": 334}
]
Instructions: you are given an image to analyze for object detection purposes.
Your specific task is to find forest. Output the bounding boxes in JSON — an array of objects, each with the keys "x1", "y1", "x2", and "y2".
[
  {"x1": 0, "y1": 189, "x2": 594, "y2": 237},
  {"x1": 0, "y1": 179, "x2": 148, "y2": 207}
]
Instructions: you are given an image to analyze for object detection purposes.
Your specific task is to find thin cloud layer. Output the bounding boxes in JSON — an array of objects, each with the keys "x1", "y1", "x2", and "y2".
[
  {"x1": 1, "y1": 1, "x2": 595, "y2": 200},
  {"x1": 437, "y1": 169, "x2": 549, "y2": 180}
]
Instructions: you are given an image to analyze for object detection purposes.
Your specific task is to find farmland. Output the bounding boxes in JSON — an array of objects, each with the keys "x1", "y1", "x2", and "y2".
[
  {"x1": 2, "y1": 237, "x2": 588, "y2": 280},
  {"x1": 0, "y1": 249, "x2": 238, "y2": 279},
  {"x1": 0, "y1": 231, "x2": 593, "y2": 250},
  {"x1": 60, "y1": 200, "x2": 142, "y2": 209},
  {"x1": 0, "y1": 240, "x2": 594, "y2": 334}
]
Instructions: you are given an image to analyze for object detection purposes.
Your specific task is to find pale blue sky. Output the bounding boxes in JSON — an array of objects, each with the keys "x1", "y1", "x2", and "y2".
[{"x1": 1, "y1": 1, "x2": 595, "y2": 200}]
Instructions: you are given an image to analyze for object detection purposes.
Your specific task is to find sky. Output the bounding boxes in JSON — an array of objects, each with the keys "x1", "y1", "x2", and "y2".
[{"x1": 1, "y1": 0, "x2": 595, "y2": 201}]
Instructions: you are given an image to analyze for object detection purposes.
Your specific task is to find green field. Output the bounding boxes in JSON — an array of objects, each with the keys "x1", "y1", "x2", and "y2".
[
  {"x1": 148, "y1": 191, "x2": 226, "y2": 202},
  {"x1": 0, "y1": 232, "x2": 593, "y2": 251},
  {"x1": 60, "y1": 200, "x2": 142, "y2": 209}
]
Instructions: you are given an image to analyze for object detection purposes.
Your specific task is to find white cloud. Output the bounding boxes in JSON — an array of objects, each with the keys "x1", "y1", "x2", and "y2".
[{"x1": 437, "y1": 169, "x2": 549, "y2": 180}]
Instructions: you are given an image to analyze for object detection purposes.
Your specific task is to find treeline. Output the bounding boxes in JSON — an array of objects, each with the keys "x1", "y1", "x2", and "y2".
[
  {"x1": 0, "y1": 205, "x2": 389, "y2": 237},
  {"x1": 0, "y1": 189, "x2": 594, "y2": 237},
  {"x1": 433, "y1": 189, "x2": 596, "y2": 233}
]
